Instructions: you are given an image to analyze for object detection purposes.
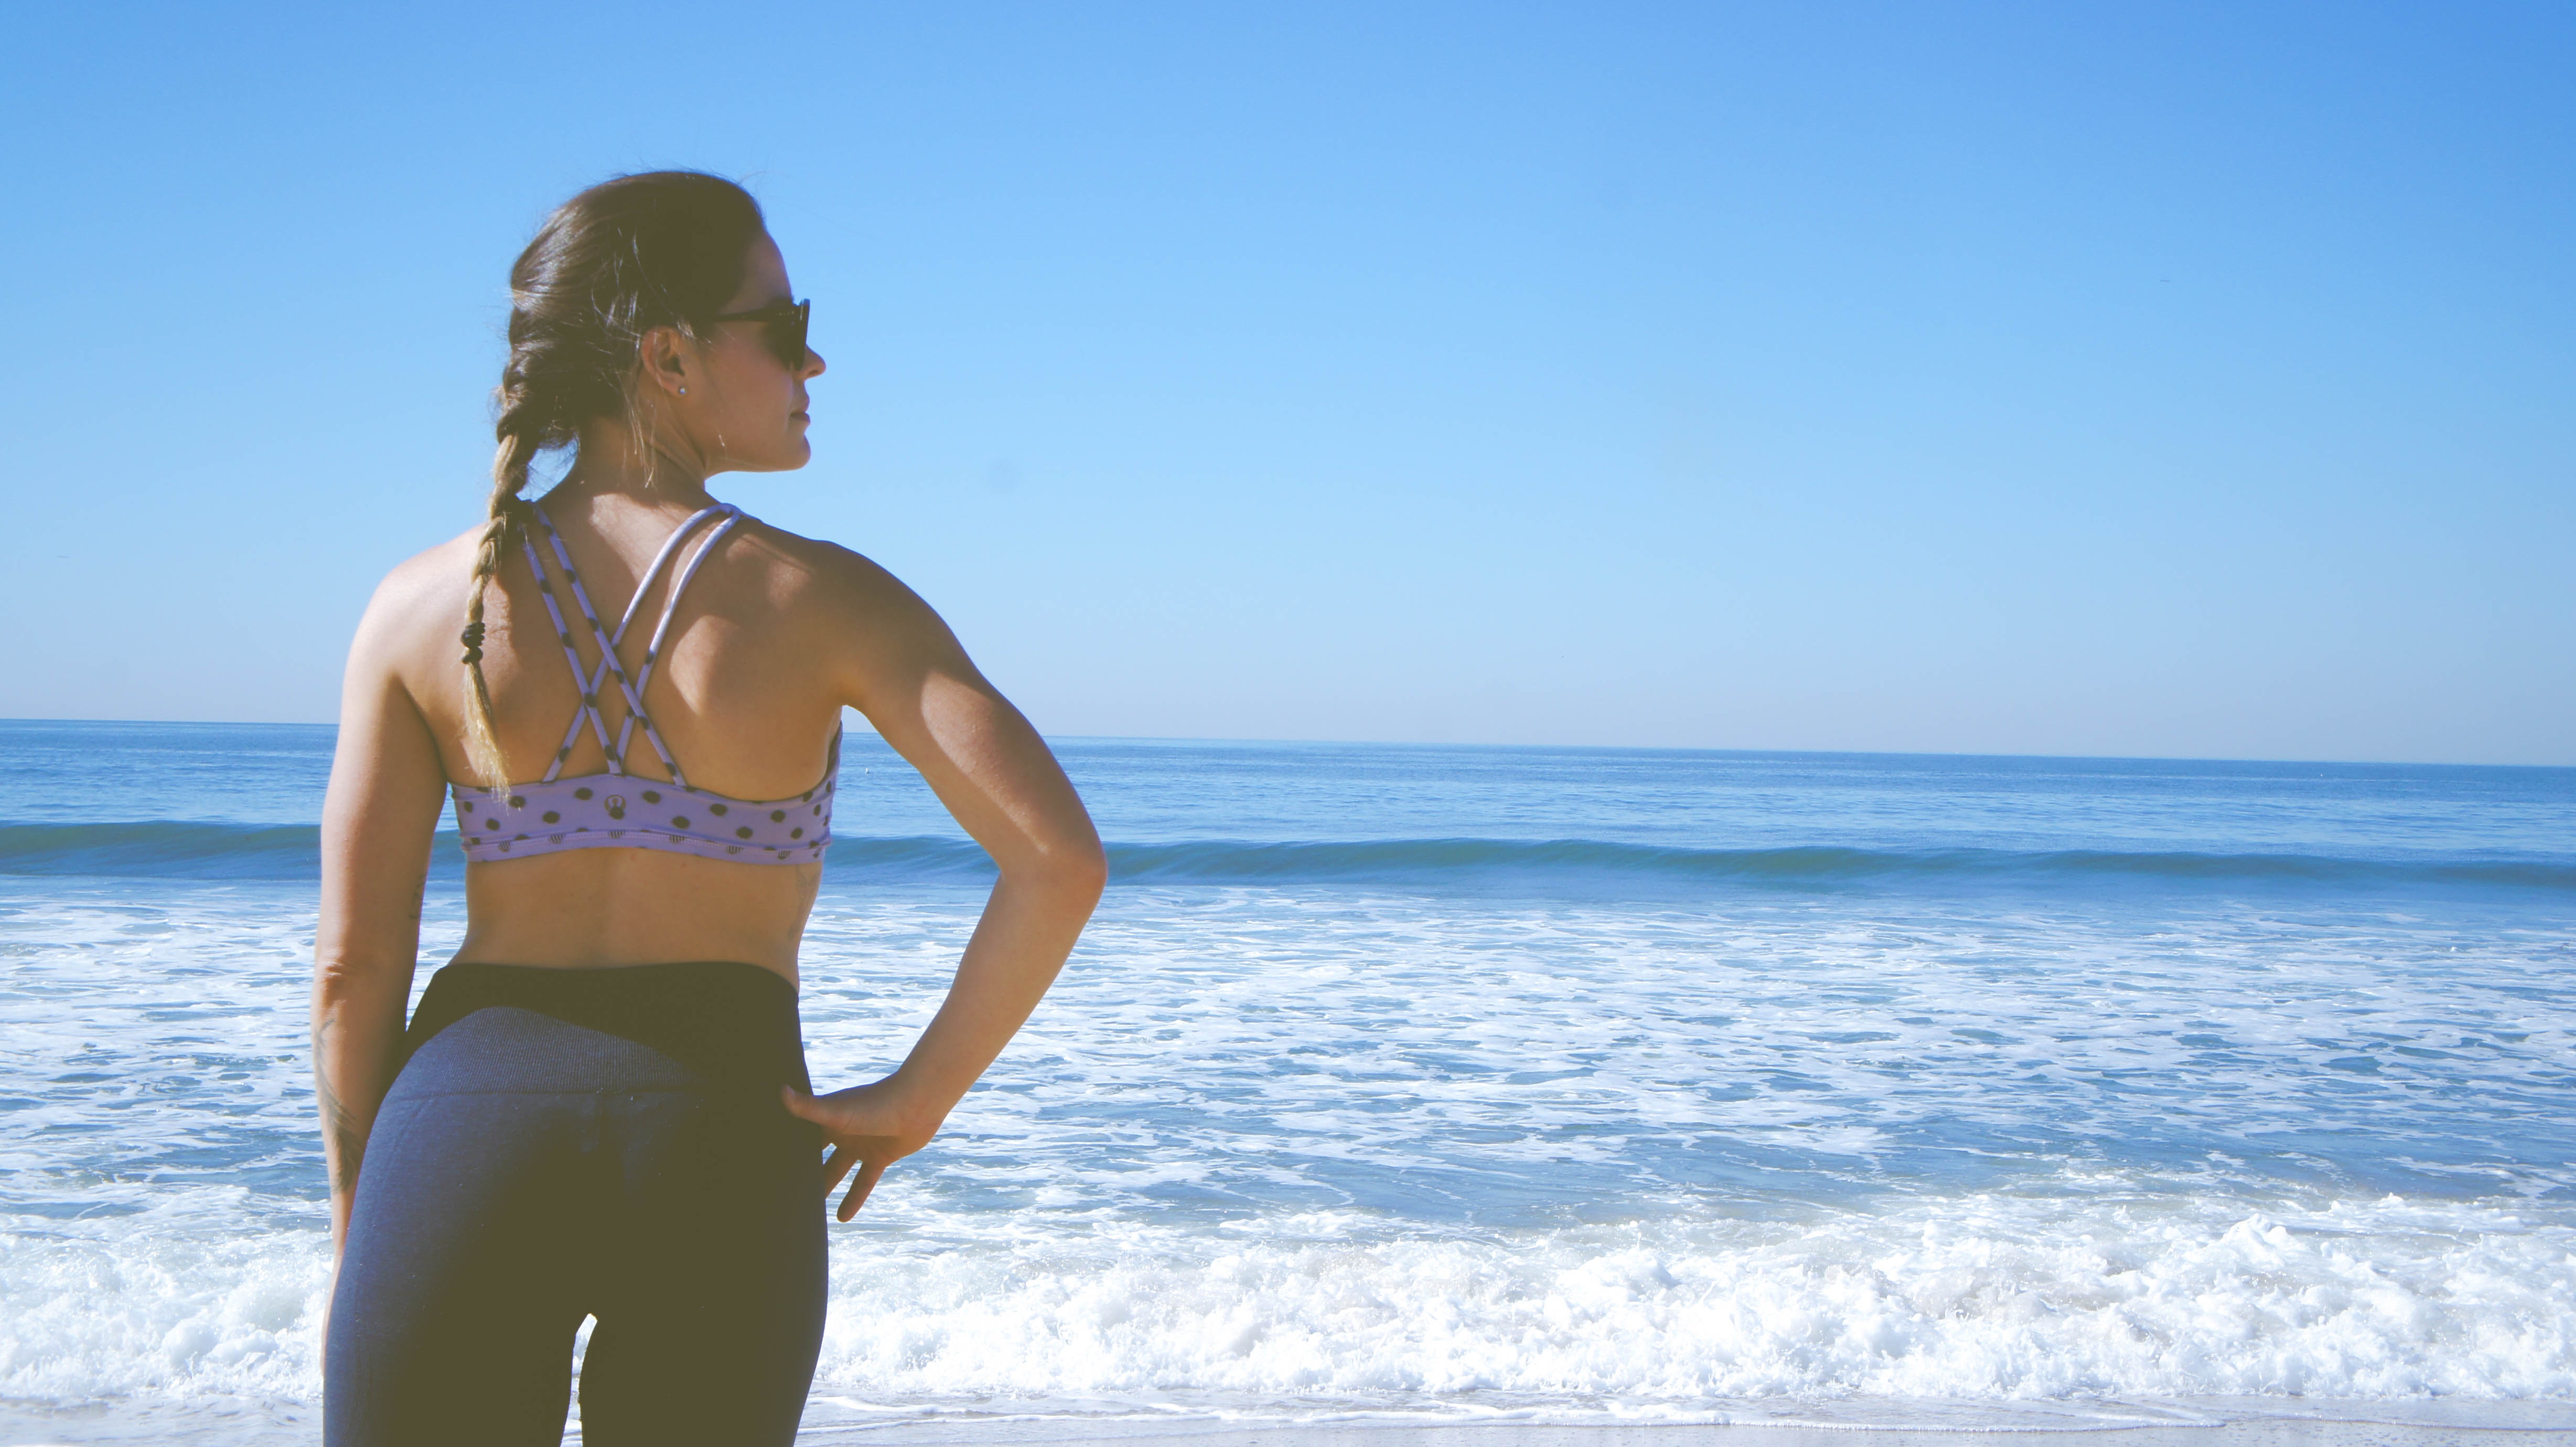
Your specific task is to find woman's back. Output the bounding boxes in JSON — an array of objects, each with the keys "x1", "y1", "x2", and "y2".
[{"x1": 355, "y1": 487, "x2": 911, "y2": 978}]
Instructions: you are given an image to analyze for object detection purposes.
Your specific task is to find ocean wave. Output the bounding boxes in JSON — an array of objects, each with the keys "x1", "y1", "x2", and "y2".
[
  {"x1": 1103, "y1": 837, "x2": 2576, "y2": 891},
  {"x1": 0, "y1": 821, "x2": 325, "y2": 878},
  {"x1": 3, "y1": 820, "x2": 2569, "y2": 893},
  {"x1": 6, "y1": 1190, "x2": 2571, "y2": 1423},
  {"x1": 801, "y1": 1194, "x2": 2576, "y2": 1414}
]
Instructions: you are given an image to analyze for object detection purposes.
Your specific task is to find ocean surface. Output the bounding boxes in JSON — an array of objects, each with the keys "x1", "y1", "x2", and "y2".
[{"x1": 2, "y1": 719, "x2": 2573, "y2": 1443}]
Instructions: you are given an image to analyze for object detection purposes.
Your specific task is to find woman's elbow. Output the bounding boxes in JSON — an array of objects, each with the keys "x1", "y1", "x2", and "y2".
[
  {"x1": 1057, "y1": 836, "x2": 1110, "y2": 902},
  {"x1": 1022, "y1": 832, "x2": 1108, "y2": 904},
  {"x1": 990, "y1": 816, "x2": 1108, "y2": 904}
]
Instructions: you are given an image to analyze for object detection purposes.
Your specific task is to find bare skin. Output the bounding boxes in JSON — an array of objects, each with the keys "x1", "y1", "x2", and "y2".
[{"x1": 311, "y1": 231, "x2": 1107, "y2": 1272}]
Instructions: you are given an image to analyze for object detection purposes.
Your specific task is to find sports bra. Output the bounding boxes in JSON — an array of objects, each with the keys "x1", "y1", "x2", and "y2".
[{"x1": 449, "y1": 501, "x2": 838, "y2": 866}]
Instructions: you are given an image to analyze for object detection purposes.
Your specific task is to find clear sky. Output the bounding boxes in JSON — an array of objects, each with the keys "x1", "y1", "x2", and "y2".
[{"x1": 3, "y1": 3, "x2": 2568, "y2": 764}]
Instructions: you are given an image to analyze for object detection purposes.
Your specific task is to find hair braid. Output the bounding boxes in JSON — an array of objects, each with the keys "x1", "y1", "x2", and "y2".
[{"x1": 459, "y1": 419, "x2": 536, "y2": 787}]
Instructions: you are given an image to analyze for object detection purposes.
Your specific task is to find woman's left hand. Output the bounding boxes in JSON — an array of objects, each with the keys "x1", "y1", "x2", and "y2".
[{"x1": 781, "y1": 1081, "x2": 940, "y2": 1221}]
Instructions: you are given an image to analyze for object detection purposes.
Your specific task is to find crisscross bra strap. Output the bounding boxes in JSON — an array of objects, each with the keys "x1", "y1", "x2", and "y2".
[
  {"x1": 517, "y1": 502, "x2": 743, "y2": 786},
  {"x1": 615, "y1": 506, "x2": 743, "y2": 773}
]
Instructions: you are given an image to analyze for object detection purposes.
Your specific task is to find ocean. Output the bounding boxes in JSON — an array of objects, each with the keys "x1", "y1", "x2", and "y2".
[{"x1": 2, "y1": 719, "x2": 2572, "y2": 1443}]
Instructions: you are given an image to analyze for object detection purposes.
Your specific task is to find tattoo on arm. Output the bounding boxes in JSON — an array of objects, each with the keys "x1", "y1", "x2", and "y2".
[
  {"x1": 324, "y1": 1089, "x2": 367, "y2": 1193},
  {"x1": 313, "y1": 1018, "x2": 367, "y2": 1194}
]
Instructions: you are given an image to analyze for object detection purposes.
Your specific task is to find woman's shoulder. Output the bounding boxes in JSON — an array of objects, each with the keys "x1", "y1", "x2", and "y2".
[
  {"x1": 383, "y1": 525, "x2": 487, "y2": 598},
  {"x1": 724, "y1": 516, "x2": 973, "y2": 686},
  {"x1": 727, "y1": 515, "x2": 939, "y2": 625},
  {"x1": 329, "y1": 525, "x2": 493, "y2": 718},
  {"x1": 350, "y1": 526, "x2": 485, "y2": 654}
]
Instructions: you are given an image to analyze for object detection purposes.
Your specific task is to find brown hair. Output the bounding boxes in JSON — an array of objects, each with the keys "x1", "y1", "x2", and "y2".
[{"x1": 460, "y1": 170, "x2": 767, "y2": 786}]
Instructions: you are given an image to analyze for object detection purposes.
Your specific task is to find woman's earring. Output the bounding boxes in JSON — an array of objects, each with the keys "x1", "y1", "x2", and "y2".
[{"x1": 679, "y1": 386, "x2": 688, "y2": 395}]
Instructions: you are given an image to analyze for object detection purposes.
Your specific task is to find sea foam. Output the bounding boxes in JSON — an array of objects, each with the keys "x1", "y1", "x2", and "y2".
[{"x1": 4, "y1": 1186, "x2": 2570, "y2": 1423}]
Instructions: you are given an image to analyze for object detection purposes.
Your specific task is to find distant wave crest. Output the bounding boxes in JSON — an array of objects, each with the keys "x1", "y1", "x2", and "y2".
[
  {"x1": 0, "y1": 822, "x2": 324, "y2": 879},
  {"x1": 1108, "y1": 836, "x2": 2576, "y2": 890},
  {"x1": 2, "y1": 820, "x2": 2569, "y2": 891}
]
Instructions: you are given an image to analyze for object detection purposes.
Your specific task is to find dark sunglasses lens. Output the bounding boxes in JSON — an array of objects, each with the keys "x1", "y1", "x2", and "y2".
[{"x1": 770, "y1": 303, "x2": 809, "y2": 368}]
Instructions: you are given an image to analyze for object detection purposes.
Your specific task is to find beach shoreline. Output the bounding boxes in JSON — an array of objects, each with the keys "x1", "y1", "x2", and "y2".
[
  {"x1": 7, "y1": 1404, "x2": 2576, "y2": 1447},
  {"x1": 793, "y1": 1411, "x2": 2566, "y2": 1442}
]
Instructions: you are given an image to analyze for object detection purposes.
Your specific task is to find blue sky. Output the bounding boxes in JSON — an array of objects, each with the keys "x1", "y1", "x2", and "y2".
[{"x1": 3, "y1": 3, "x2": 2568, "y2": 764}]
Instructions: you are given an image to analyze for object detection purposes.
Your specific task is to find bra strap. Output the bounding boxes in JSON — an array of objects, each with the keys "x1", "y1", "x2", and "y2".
[
  {"x1": 612, "y1": 507, "x2": 743, "y2": 778},
  {"x1": 516, "y1": 526, "x2": 622, "y2": 782},
  {"x1": 523, "y1": 503, "x2": 740, "y2": 788}
]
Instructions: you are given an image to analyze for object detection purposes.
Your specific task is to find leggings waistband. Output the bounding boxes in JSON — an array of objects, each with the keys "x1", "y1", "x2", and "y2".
[{"x1": 402, "y1": 961, "x2": 810, "y2": 1097}]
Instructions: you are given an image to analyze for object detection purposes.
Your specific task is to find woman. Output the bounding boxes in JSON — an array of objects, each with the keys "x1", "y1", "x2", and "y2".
[{"x1": 312, "y1": 171, "x2": 1105, "y2": 1446}]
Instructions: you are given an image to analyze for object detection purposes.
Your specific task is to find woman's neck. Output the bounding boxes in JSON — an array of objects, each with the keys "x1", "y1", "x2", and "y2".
[{"x1": 556, "y1": 417, "x2": 717, "y2": 510}]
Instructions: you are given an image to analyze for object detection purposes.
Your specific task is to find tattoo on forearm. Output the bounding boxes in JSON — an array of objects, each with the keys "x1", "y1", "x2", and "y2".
[{"x1": 313, "y1": 1019, "x2": 367, "y2": 1194}]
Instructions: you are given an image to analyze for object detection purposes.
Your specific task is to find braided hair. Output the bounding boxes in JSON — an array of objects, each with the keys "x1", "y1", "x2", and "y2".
[{"x1": 460, "y1": 171, "x2": 766, "y2": 786}]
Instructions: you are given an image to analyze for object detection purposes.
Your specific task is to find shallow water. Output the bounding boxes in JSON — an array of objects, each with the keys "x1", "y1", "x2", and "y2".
[{"x1": 2, "y1": 721, "x2": 2571, "y2": 1438}]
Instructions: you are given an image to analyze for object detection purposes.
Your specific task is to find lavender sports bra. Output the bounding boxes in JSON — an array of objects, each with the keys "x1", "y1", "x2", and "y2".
[{"x1": 450, "y1": 502, "x2": 839, "y2": 867}]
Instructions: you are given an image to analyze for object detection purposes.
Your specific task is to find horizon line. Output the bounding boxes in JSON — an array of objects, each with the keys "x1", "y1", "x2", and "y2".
[{"x1": 2, "y1": 715, "x2": 2568, "y2": 774}]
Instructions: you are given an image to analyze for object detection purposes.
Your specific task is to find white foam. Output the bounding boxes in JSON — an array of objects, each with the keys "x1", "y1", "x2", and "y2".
[
  {"x1": 0, "y1": 1195, "x2": 327, "y2": 1405},
  {"x1": 802, "y1": 1191, "x2": 2576, "y2": 1420},
  {"x1": 8, "y1": 1185, "x2": 2566, "y2": 1428}
]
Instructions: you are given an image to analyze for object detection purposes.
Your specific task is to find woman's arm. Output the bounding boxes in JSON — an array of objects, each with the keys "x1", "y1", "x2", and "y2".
[
  {"x1": 313, "y1": 579, "x2": 451, "y2": 1255},
  {"x1": 783, "y1": 566, "x2": 1107, "y2": 1220}
]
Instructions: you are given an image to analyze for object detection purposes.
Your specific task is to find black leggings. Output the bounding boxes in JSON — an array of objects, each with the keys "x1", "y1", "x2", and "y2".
[{"x1": 325, "y1": 962, "x2": 825, "y2": 1446}]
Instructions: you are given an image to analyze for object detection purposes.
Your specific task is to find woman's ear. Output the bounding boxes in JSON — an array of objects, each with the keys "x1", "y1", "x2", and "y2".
[{"x1": 637, "y1": 325, "x2": 692, "y2": 397}]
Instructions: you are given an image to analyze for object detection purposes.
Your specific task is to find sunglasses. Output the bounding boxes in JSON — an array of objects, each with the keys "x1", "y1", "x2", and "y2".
[{"x1": 711, "y1": 298, "x2": 810, "y2": 370}]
